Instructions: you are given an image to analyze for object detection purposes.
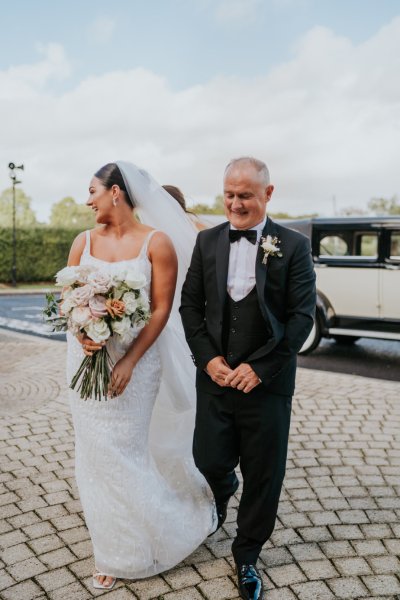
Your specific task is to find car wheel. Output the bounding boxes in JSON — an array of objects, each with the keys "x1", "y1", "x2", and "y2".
[
  {"x1": 332, "y1": 335, "x2": 360, "y2": 345},
  {"x1": 298, "y1": 316, "x2": 321, "y2": 355}
]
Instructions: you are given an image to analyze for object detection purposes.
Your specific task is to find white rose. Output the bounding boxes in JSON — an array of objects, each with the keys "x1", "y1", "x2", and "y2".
[
  {"x1": 86, "y1": 271, "x2": 113, "y2": 294},
  {"x1": 71, "y1": 306, "x2": 92, "y2": 328},
  {"x1": 67, "y1": 317, "x2": 80, "y2": 336},
  {"x1": 111, "y1": 316, "x2": 132, "y2": 340},
  {"x1": 124, "y1": 270, "x2": 147, "y2": 290},
  {"x1": 122, "y1": 292, "x2": 138, "y2": 315},
  {"x1": 55, "y1": 266, "x2": 79, "y2": 286},
  {"x1": 261, "y1": 235, "x2": 280, "y2": 253},
  {"x1": 60, "y1": 295, "x2": 75, "y2": 315},
  {"x1": 112, "y1": 268, "x2": 127, "y2": 285},
  {"x1": 138, "y1": 289, "x2": 150, "y2": 312},
  {"x1": 75, "y1": 265, "x2": 95, "y2": 283},
  {"x1": 85, "y1": 319, "x2": 111, "y2": 343},
  {"x1": 70, "y1": 284, "x2": 94, "y2": 307},
  {"x1": 262, "y1": 242, "x2": 279, "y2": 252},
  {"x1": 112, "y1": 285, "x2": 124, "y2": 300}
]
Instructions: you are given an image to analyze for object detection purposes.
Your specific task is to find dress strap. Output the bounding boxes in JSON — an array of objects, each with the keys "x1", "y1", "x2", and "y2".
[
  {"x1": 82, "y1": 230, "x2": 91, "y2": 255},
  {"x1": 140, "y1": 230, "x2": 158, "y2": 259}
]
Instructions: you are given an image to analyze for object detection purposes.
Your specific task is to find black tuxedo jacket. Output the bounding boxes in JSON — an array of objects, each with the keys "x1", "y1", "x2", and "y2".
[{"x1": 180, "y1": 218, "x2": 316, "y2": 396}]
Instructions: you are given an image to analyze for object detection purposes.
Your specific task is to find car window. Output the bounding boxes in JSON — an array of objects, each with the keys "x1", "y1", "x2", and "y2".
[
  {"x1": 355, "y1": 233, "x2": 378, "y2": 257},
  {"x1": 318, "y1": 230, "x2": 378, "y2": 259},
  {"x1": 390, "y1": 232, "x2": 400, "y2": 259},
  {"x1": 319, "y1": 234, "x2": 348, "y2": 256}
]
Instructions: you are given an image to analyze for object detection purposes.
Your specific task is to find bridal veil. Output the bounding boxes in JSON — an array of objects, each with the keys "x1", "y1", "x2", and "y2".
[{"x1": 116, "y1": 161, "x2": 204, "y2": 461}]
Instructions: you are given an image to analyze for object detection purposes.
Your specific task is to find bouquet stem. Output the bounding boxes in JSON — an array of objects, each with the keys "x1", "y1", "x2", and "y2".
[{"x1": 70, "y1": 346, "x2": 114, "y2": 401}]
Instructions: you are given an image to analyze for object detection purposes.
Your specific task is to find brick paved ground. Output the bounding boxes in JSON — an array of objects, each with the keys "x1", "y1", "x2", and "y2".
[{"x1": 1, "y1": 329, "x2": 399, "y2": 600}]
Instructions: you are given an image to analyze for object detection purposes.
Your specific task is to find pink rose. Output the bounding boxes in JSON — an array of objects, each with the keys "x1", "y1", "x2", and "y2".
[
  {"x1": 89, "y1": 295, "x2": 108, "y2": 318},
  {"x1": 87, "y1": 271, "x2": 112, "y2": 294},
  {"x1": 71, "y1": 306, "x2": 92, "y2": 328},
  {"x1": 70, "y1": 284, "x2": 94, "y2": 307}
]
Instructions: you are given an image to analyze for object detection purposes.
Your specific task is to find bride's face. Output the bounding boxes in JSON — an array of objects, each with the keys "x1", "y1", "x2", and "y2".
[{"x1": 87, "y1": 177, "x2": 113, "y2": 223}]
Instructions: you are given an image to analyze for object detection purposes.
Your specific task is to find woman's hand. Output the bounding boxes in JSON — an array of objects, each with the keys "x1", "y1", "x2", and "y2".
[
  {"x1": 109, "y1": 356, "x2": 135, "y2": 398},
  {"x1": 77, "y1": 333, "x2": 105, "y2": 356}
]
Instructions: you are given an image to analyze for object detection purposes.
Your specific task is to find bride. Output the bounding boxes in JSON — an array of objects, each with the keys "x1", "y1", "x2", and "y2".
[{"x1": 66, "y1": 161, "x2": 216, "y2": 590}]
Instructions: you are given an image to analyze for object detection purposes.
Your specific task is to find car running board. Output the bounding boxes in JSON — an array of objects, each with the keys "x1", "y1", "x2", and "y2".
[{"x1": 328, "y1": 328, "x2": 400, "y2": 341}]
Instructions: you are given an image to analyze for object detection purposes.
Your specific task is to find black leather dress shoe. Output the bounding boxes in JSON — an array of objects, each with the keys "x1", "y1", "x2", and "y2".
[{"x1": 237, "y1": 564, "x2": 263, "y2": 600}]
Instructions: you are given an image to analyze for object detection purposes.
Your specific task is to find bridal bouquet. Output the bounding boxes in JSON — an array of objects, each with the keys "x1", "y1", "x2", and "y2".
[{"x1": 43, "y1": 265, "x2": 151, "y2": 400}]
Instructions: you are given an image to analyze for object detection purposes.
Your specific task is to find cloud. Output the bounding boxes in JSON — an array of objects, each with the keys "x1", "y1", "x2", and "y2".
[
  {"x1": 87, "y1": 16, "x2": 116, "y2": 45},
  {"x1": 214, "y1": 0, "x2": 262, "y2": 23},
  {"x1": 269, "y1": 0, "x2": 311, "y2": 9},
  {"x1": 0, "y1": 43, "x2": 70, "y2": 99},
  {"x1": 1, "y1": 18, "x2": 400, "y2": 221}
]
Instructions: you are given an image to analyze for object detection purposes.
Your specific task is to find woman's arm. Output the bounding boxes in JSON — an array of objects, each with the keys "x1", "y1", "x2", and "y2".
[
  {"x1": 66, "y1": 231, "x2": 102, "y2": 354},
  {"x1": 63, "y1": 232, "x2": 85, "y2": 304},
  {"x1": 67, "y1": 232, "x2": 86, "y2": 267},
  {"x1": 109, "y1": 231, "x2": 178, "y2": 396}
]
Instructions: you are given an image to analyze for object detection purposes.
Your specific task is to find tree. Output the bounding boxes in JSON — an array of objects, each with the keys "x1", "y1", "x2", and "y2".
[
  {"x1": 269, "y1": 211, "x2": 319, "y2": 219},
  {"x1": 50, "y1": 197, "x2": 95, "y2": 229},
  {"x1": 338, "y1": 206, "x2": 368, "y2": 217},
  {"x1": 191, "y1": 195, "x2": 225, "y2": 215},
  {"x1": 0, "y1": 187, "x2": 38, "y2": 227},
  {"x1": 367, "y1": 196, "x2": 400, "y2": 215}
]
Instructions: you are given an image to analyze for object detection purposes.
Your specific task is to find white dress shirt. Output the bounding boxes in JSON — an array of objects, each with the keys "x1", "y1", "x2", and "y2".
[{"x1": 227, "y1": 219, "x2": 266, "y2": 301}]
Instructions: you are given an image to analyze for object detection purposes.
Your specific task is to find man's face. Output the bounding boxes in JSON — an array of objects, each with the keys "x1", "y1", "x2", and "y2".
[{"x1": 223, "y1": 164, "x2": 274, "y2": 230}]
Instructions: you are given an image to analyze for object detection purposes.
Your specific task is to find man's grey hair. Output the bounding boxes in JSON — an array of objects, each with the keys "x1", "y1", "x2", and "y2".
[{"x1": 224, "y1": 156, "x2": 270, "y2": 186}]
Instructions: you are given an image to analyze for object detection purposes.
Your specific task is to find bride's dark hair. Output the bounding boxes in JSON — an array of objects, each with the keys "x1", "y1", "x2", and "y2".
[{"x1": 95, "y1": 163, "x2": 135, "y2": 208}]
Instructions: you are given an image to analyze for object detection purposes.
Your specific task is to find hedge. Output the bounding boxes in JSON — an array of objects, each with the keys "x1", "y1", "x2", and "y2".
[{"x1": 0, "y1": 227, "x2": 82, "y2": 283}]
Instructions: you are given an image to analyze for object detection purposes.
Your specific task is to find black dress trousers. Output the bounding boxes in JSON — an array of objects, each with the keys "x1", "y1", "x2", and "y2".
[{"x1": 193, "y1": 383, "x2": 292, "y2": 565}]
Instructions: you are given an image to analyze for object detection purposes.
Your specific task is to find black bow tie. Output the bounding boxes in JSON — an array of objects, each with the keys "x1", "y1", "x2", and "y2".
[{"x1": 229, "y1": 229, "x2": 257, "y2": 245}]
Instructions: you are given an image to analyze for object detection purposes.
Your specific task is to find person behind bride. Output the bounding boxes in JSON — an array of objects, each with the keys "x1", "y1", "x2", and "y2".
[
  {"x1": 65, "y1": 162, "x2": 216, "y2": 590},
  {"x1": 162, "y1": 184, "x2": 208, "y2": 231}
]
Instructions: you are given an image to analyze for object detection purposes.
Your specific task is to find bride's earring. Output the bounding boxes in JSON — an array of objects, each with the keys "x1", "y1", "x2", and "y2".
[{"x1": 113, "y1": 198, "x2": 118, "y2": 207}]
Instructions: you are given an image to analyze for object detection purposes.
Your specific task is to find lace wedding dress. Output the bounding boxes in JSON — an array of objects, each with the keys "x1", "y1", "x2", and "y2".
[{"x1": 67, "y1": 230, "x2": 216, "y2": 579}]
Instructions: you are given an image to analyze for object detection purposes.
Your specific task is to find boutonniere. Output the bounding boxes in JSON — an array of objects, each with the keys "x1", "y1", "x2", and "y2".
[{"x1": 260, "y1": 235, "x2": 282, "y2": 264}]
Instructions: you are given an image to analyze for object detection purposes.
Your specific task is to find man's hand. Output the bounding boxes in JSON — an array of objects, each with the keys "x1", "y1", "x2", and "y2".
[
  {"x1": 206, "y1": 356, "x2": 233, "y2": 387},
  {"x1": 225, "y1": 363, "x2": 261, "y2": 394}
]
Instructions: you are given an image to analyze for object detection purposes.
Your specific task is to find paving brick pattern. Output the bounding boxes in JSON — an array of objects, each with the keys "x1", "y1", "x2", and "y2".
[{"x1": 1, "y1": 330, "x2": 399, "y2": 599}]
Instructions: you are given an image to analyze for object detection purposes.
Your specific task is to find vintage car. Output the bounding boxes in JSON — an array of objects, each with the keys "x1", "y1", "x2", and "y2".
[{"x1": 285, "y1": 217, "x2": 400, "y2": 354}]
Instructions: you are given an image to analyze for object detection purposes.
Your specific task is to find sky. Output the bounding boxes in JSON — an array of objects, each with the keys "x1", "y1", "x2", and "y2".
[{"x1": 1, "y1": 0, "x2": 400, "y2": 221}]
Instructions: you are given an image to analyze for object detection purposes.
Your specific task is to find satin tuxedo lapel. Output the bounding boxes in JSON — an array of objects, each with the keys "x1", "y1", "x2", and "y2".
[
  {"x1": 215, "y1": 223, "x2": 230, "y2": 314},
  {"x1": 255, "y1": 218, "x2": 285, "y2": 343}
]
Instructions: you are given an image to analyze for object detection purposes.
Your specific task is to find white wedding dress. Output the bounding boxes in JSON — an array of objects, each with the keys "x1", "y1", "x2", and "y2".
[{"x1": 67, "y1": 230, "x2": 216, "y2": 579}]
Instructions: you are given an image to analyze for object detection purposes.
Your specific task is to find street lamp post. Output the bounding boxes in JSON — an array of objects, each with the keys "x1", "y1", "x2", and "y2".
[{"x1": 8, "y1": 162, "x2": 24, "y2": 287}]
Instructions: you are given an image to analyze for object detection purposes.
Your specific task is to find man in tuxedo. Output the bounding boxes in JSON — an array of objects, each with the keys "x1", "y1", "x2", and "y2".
[{"x1": 180, "y1": 157, "x2": 316, "y2": 600}]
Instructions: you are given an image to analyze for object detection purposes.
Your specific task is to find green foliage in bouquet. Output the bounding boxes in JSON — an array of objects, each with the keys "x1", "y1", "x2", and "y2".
[{"x1": 42, "y1": 293, "x2": 66, "y2": 331}]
